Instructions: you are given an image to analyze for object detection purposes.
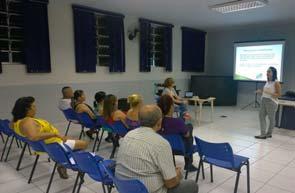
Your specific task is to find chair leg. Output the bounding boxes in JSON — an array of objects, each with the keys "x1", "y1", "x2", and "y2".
[
  {"x1": 201, "y1": 161, "x2": 205, "y2": 180},
  {"x1": 92, "y1": 130, "x2": 99, "y2": 152},
  {"x1": 107, "y1": 185, "x2": 113, "y2": 193},
  {"x1": 0, "y1": 133, "x2": 4, "y2": 143},
  {"x1": 233, "y1": 170, "x2": 241, "y2": 193},
  {"x1": 65, "y1": 121, "x2": 71, "y2": 136},
  {"x1": 46, "y1": 162, "x2": 57, "y2": 193},
  {"x1": 79, "y1": 127, "x2": 84, "y2": 140},
  {"x1": 109, "y1": 145, "x2": 117, "y2": 159},
  {"x1": 195, "y1": 159, "x2": 202, "y2": 182},
  {"x1": 172, "y1": 154, "x2": 176, "y2": 166},
  {"x1": 5, "y1": 136, "x2": 15, "y2": 162},
  {"x1": 210, "y1": 164, "x2": 213, "y2": 183},
  {"x1": 185, "y1": 170, "x2": 189, "y2": 179},
  {"x1": 28, "y1": 155, "x2": 40, "y2": 183},
  {"x1": 76, "y1": 172, "x2": 85, "y2": 193},
  {"x1": 96, "y1": 130, "x2": 105, "y2": 152},
  {"x1": 72, "y1": 172, "x2": 80, "y2": 193},
  {"x1": 28, "y1": 145, "x2": 32, "y2": 155},
  {"x1": 102, "y1": 184, "x2": 107, "y2": 193},
  {"x1": 246, "y1": 161, "x2": 250, "y2": 193},
  {"x1": 15, "y1": 139, "x2": 20, "y2": 148},
  {"x1": 16, "y1": 143, "x2": 28, "y2": 170},
  {"x1": 109, "y1": 136, "x2": 119, "y2": 159},
  {"x1": 0, "y1": 136, "x2": 10, "y2": 161}
]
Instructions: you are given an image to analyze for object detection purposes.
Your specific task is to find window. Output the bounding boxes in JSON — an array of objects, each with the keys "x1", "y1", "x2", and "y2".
[
  {"x1": 149, "y1": 25, "x2": 165, "y2": 67},
  {"x1": 95, "y1": 15, "x2": 110, "y2": 66},
  {"x1": 0, "y1": 0, "x2": 24, "y2": 64}
]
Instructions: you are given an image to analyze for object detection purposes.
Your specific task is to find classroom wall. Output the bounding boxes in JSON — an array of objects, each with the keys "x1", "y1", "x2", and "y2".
[
  {"x1": 206, "y1": 23, "x2": 295, "y2": 106},
  {"x1": 0, "y1": 0, "x2": 198, "y2": 122}
]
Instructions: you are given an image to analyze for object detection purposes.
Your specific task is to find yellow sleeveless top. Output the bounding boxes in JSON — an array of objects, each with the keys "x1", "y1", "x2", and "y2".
[{"x1": 13, "y1": 118, "x2": 63, "y2": 144}]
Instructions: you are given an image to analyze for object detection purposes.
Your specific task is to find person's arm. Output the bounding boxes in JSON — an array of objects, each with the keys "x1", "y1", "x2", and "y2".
[
  {"x1": 114, "y1": 110, "x2": 128, "y2": 128},
  {"x1": 20, "y1": 119, "x2": 59, "y2": 141},
  {"x1": 77, "y1": 104, "x2": 96, "y2": 119},
  {"x1": 164, "y1": 167, "x2": 182, "y2": 189}
]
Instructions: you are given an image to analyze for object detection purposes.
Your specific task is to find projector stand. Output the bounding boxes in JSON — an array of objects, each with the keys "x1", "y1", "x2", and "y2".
[{"x1": 241, "y1": 81, "x2": 260, "y2": 110}]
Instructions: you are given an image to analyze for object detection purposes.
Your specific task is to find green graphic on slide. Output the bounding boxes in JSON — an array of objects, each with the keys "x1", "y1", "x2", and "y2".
[{"x1": 234, "y1": 74, "x2": 251, "y2": 80}]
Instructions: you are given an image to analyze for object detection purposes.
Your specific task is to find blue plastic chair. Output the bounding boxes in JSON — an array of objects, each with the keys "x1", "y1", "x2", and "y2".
[
  {"x1": 0, "y1": 119, "x2": 14, "y2": 161},
  {"x1": 108, "y1": 121, "x2": 129, "y2": 159},
  {"x1": 61, "y1": 108, "x2": 81, "y2": 136},
  {"x1": 162, "y1": 134, "x2": 204, "y2": 179},
  {"x1": 69, "y1": 150, "x2": 114, "y2": 193},
  {"x1": 42, "y1": 143, "x2": 80, "y2": 193},
  {"x1": 102, "y1": 164, "x2": 149, "y2": 193},
  {"x1": 76, "y1": 112, "x2": 101, "y2": 152},
  {"x1": 194, "y1": 137, "x2": 250, "y2": 193}
]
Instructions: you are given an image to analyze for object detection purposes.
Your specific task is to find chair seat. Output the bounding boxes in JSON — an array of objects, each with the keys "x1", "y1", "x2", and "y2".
[
  {"x1": 88, "y1": 159, "x2": 115, "y2": 185},
  {"x1": 205, "y1": 154, "x2": 249, "y2": 170}
]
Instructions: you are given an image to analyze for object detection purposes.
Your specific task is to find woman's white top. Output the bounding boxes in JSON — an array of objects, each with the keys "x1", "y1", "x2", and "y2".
[{"x1": 262, "y1": 81, "x2": 278, "y2": 104}]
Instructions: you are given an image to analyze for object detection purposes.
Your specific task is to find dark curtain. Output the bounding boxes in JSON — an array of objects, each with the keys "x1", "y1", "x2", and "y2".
[
  {"x1": 181, "y1": 27, "x2": 206, "y2": 72},
  {"x1": 24, "y1": 0, "x2": 51, "y2": 73},
  {"x1": 139, "y1": 20, "x2": 151, "y2": 72},
  {"x1": 106, "y1": 16, "x2": 125, "y2": 72},
  {"x1": 163, "y1": 26, "x2": 173, "y2": 72},
  {"x1": 73, "y1": 7, "x2": 97, "y2": 72},
  {"x1": 0, "y1": 51, "x2": 2, "y2": 73}
]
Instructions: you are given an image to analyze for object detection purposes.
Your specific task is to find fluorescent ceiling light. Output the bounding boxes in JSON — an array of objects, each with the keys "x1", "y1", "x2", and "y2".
[{"x1": 209, "y1": 0, "x2": 268, "y2": 14}]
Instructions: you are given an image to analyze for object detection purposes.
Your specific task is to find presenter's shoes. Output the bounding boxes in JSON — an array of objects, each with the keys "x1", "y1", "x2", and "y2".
[
  {"x1": 255, "y1": 135, "x2": 267, "y2": 139},
  {"x1": 184, "y1": 164, "x2": 198, "y2": 172},
  {"x1": 266, "y1": 134, "x2": 272, "y2": 138}
]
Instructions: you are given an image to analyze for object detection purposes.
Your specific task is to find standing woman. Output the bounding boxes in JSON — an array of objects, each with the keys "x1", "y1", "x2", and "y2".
[{"x1": 255, "y1": 67, "x2": 281, "y2": 139}]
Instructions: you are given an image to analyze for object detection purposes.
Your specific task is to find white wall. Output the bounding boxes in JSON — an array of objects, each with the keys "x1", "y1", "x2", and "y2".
[
  {"x1": 0, "y1": 0, "x2": 199, "y2": 122},
  {"x1": 206, "y1": 23, "x2": 295, "y2": 106}
]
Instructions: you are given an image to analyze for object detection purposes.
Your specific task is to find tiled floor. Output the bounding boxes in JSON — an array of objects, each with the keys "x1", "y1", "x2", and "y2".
[{"x1": 1, "y1": 106, "x2": 295, "y2": 193}]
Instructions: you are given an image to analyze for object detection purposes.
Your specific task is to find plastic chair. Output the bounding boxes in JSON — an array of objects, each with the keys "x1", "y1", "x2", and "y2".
[
  {"x1": 42, "y1": 143, "x2": 80, "y2": 193},
  {"x1": 0, "y1": 119, "x2": 14, "y2": 161},
  {"x1": 61, "y1": 108, "x2": 82, "y2": 136},
  {"x1": 162, "y1": 134, "x2": 204, "y2": 179},
  {"x1": 76, "y1": 112, "x2": 101, "y2": 152},
  {"x1": 194, "y1": 137, "x2": 250, "y2": 193},
  {"x1": 102, "y1": 163, "x2": 149, "y2": 193},
  {"x1": 69, "y1": 150, "x2": 114, "y2": 193},
  {"x1": 108, "y1": 121, "x2": 129, "y2": 159}
]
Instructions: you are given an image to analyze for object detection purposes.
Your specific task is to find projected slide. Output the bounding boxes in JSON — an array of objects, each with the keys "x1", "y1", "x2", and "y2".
[{"x1": 234, "y1": 41, "x2": 284, "y2": 82}]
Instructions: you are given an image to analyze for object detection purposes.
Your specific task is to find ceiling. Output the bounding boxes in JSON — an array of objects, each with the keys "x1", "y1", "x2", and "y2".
[{"x1": 70, "y1": 0, "x2": 295, "y2": 30}]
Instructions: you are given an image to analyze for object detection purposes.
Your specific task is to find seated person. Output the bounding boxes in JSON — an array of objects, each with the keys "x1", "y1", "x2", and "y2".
[
  {"x1": 116, "y1": 105, "x2": 198, "y2": 193},
  {"x1": 162, "y1": 77, "x2": 188, "y2": 117},
  {"x1": 58, "y1": 86, "x2": 74, "y2": 110},
  {"x1": 93, "y1": 91, "x2": 106, "y2": 116},
  {"x1": 73, "y1": 90, "x2": 97, "y2": 139},
  {"x1": 126, "y1": 94, "x2": 142, "y2": 130},
  {"x1": 158, "y1": 95, "x2": 197, "y2": 172},
  {"x1": 12, "y1": 96, "x2": 88, "y2": 179},
  {"x1": 103, "y1": 94, "x2": 127, "y2": 142}
]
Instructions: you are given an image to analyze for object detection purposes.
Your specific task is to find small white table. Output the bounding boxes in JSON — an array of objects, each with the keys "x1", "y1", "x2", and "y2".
[{"x1": 188, "y1": 96, "x2": 216, "y2": 126}]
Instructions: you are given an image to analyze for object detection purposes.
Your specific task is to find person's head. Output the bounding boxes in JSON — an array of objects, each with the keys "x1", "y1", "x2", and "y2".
[
  {"x1": 267, "y1": 67, "x2": 278, "y2": 81},
  {"x1": 73, "y1": 90, "x2": 86, "y2": 103},
  {"x1": 128, "y1": 94, "x2": 143, "y2": 109},
  {"x1": 103, "y1": 94, "x2": 117, "y2": 119},
  {"x1": 95, "y1": 91, "x2": 106, "y2": 104},
  {"x1": 139, "y1": 105, "x2": 162, "y2": 131},
  {"x1": 163, "y1": 77, "x2": 175, "y2": 88},
  {"x1": 62, "y1": 86, "x2": 73, "y2": 99},
  {"x1": 157, "y1": 95, "x2": 174, "y2": 116},
  {"x1": 12, "y1": 96, "x2": 36, "y2": 122}
]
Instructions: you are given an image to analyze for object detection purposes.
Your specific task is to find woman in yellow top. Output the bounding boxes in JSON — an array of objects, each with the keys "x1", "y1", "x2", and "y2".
[{"x1": 11, "y1": 96, "x2": 88, "y2": 179}]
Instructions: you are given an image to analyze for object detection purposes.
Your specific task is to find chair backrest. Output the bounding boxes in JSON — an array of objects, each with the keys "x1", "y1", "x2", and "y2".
[
  {"x1": 77, "y1": 112, "x2": 96, "y2": 129},
  {"x1": 42, "y1": 143, "x2": 74, "y2": 168},
  {"x1": 162, "y1": 134, "x2": 186, "y2": 154},
  {"x1": 112, "y1": 121, "x2": 128, "y2": 136},
  {"x1": 195, "y1": 137, "x2": 234, "y2": 165},
  {"x1": 62, "y1": 108, "x2": 79, "y2": 122},
  {"x1": 102, "y1": 165, "x2": 149, "y2": 193},
  {"x1": 70, "y1": 151, "x2": 108, "y2": 181},
  {"x1": 0, "y1": 119, "x2": 14, "y2": 136}
]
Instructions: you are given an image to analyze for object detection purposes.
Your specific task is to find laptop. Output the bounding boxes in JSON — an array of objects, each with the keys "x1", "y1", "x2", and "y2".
[{"x1": 184, "y1": 91, "x2": 194, "y2": 98}]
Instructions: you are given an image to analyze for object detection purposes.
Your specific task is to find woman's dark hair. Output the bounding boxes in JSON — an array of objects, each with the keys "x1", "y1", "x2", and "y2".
[
  {"x1": 157, "y1": 95, "x2": 174, "y2": 116},
  {"x1": 73, "y1": 90, "x2": 84, "y2": 100},
  {"x1": 12, "y1": 96, "x2": 35, "y2": 122},
  {"x1": 163, "y1": 78, "x2": 175, "y2": 88},
  {"x1": 268, "y1": 67, "x2": 278, "y2": 81},
  {"x1": 94, "y1": 91, "x2": 106, "y2": 108},
  {"x1": 103, "y1": 94, "x2": 117, "y2": 119}
]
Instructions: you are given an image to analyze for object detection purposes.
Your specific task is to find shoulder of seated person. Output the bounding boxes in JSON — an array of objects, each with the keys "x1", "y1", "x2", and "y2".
[{"x1": 20, "y1": 117, "x2": 35, "y2": 127}]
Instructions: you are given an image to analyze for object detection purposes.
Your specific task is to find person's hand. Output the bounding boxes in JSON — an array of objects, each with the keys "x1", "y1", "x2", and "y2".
[
  {"x1": 176, "y1": 166, "x2": 183, "y2": 180},
  {"x1": 183, "y1": 112, "x2": 192, "y2": 121},
  {"x1": 256, "y1": 89, "x2": 263, "y2": 94},
  {"x1": 56, "y1": 134, "x2": 67, "y2": 142}
]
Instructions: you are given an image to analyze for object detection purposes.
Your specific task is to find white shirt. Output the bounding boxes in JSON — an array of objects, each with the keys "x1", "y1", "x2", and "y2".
[
  {"x1": 115, "y1": 127, "x2": 176, "y2": 193},
  {"x1": 58, "y1": 98, "x2": 72, "y2": 110},
  {"x1": 262, "y1": 81, "x2": 278, "y2": 103}
]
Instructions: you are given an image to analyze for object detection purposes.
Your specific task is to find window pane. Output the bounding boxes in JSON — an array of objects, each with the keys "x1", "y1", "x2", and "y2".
[
  {"x1": 9, "y1": 15, "x2": 23, "y2": 27},
  {"x1": 0, "y1": 27, "x2": 8, "y2": 38},
  {"x1": 0, "y1": 51, "x2": 9, "y2": 62},
  {"x1": 0, "y1": 40, "x2": 9, "y2": 50},
  {"x1": 8, "y1": 1, "x2": 23, "y2": 14},
  {"x1": 0, "y1": 0, "x2": 7, "y2": 12},
  {"x1": 10, "y1": 28, "x2": 23, "y2": 40},
  {"x1": 11, "y1": 40, "x2": 23, "y2": 51},
  {"x1": 12, "y1": 52, "x2": 23, "y2": 63},
  {"x1": 0, "y1": 13, "x2": 8, "y2": 25}
]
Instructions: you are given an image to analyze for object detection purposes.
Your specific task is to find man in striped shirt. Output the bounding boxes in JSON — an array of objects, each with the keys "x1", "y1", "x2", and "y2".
[{"x1": 116, "y1": 105, "x2": 198, "y2": 193}]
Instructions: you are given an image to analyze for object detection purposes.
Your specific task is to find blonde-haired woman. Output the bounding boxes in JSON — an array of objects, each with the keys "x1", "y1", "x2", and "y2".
[{"x1": 126, "y1": 94, "x2": 143, "y2": 130}]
